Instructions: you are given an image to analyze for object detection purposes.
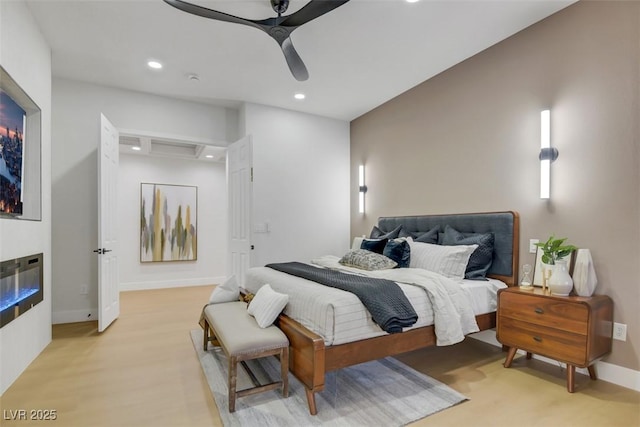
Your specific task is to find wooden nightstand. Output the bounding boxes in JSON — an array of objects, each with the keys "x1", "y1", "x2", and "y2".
[{"x1": 496, "y1": 287, "x2": 613, "y2": 392}]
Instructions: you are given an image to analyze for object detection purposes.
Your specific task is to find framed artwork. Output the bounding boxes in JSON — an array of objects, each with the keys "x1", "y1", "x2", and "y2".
[
  {"x1": 532, "y1": 248, "x2": 575, "y2": 286},
  {"x1": 0, "y1": 65, "x2": 42, "y2": 220},
  {"x1": 140, "y1": 183, "x2": 197, "y2": 262}
]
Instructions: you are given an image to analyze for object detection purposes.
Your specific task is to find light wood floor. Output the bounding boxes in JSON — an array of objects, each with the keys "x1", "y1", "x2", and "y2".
[{"x1": 1, "y1": 286, "x2": 638, "y2": 426}]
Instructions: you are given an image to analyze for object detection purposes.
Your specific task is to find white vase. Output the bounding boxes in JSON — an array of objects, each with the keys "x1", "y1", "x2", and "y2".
[
  {"x1": 548, "y1": 260, "x2": 573, "y2": 296},
  {"x1": 572, "y1": 249, "x2": 598, "y2": 297}
]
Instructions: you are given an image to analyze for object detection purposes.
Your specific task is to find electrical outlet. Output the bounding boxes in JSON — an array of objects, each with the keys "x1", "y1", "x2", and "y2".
[
  {"x1": 529, "y1": 239, "x2": 539, "y2": 254},
  {"x1": 613, "y1": 322, "x2": 627, "y2": 341},
  {"x1": 80, "y1": 284, "x2": 89, "y2": 295}
]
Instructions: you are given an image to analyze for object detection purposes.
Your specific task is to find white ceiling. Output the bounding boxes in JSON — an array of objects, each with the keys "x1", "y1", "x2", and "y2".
[{"x1": 26, "y1": 0, "x2": 575, "y2": 122}]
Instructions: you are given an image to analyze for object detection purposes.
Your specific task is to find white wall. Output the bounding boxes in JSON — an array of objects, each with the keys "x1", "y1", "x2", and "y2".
[
  {"x1": 240, "y1": 103, "x2": 350, "y2": 268},
  {"x1": 118, "y1": 154, "x2": 226, "y2": 291},
  {"x1": 0, "y1": 2, "x2": 52, "y2": 394},
  {"x1": 51, "y1": 79, "x2": 238, "y2": 323}
]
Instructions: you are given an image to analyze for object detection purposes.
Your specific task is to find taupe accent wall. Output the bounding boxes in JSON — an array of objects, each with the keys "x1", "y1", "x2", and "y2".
[{"x1": 351, "y1": 1, "x2": 639, "y2": 371}]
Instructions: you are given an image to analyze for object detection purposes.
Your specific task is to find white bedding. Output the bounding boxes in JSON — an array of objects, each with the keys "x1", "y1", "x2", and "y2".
[{"x1": 244, "y1": 255, "x2": 506, "y2": 347}]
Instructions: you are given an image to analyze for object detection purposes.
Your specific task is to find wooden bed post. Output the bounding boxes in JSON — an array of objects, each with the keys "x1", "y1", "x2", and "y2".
[{"x1": 276, "y1": 315, "x2": 325, "y2": 415}]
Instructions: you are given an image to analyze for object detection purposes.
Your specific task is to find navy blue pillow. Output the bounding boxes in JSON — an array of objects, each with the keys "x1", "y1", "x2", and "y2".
[
  {"x1": 360, "y1": 238, "x2": 388, "y2": 254},
  {"x1": 442, "y1": 225, "x2": 494, "y2": 280},
  {"x1": 369, "y1": 225, "x2": 403, "y2": 240},
  {"x1": 383, "y1": 239, "x2": 411, "y2": 268}
]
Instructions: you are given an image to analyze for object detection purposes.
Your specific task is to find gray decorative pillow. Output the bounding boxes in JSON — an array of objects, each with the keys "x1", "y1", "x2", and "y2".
[
  {"x1": 398, "y1": 227, "x2": 439, "y2": 244},
  {"x1": 339, "y1": 249, "x2": 397, "y2": 271},
  {"x1": 369, "y1": 225, "x2": 403, "y2": 240},
  {"x1": 442, "y1": 225, "x2": 495, "y2": 280},
  {"x1": 412, "y1": 227, "x2": 440, "y2": 244}
]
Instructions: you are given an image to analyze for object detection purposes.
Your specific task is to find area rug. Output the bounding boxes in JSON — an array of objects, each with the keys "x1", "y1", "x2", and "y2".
[{"x1": 190, "y1": 330, "x2": 468, "y2": 426}]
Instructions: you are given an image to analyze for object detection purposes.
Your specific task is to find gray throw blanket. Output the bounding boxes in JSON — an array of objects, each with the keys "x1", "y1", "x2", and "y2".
[{"x1": 266, "y1": 262, "x2": 418, "y2": 333}]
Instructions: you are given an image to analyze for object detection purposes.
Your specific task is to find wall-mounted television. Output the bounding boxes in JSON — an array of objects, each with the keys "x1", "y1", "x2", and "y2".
[{"x1": 0, "y1": 65, "x2": 41, "y2": 221}]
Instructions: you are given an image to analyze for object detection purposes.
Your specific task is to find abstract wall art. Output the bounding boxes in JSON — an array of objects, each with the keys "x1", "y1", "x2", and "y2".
[{"x1": 140, "y1": 183, "x2": 197, "y2": 262}]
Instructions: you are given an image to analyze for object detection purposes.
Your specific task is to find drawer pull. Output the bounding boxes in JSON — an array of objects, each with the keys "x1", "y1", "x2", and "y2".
[
  {"x1": 533, "y1": 336, "x2": 542, "y2": 342},
  {"x1": 534, "y1": 307, "x2": 544, "y2": 314}
]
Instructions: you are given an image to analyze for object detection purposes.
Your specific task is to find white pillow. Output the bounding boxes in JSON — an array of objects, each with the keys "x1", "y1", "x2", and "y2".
[
  {"x1": 247, "y1": 284, "x2": 289, "y2": 328},
  {"x1": 408, "y1": 241, "x2": 478, "y2": 280},
  {"x1": 351, "y1": 236, "x2": 364, "y2": 250},
  {"x1": 208, "y1": 275, "x2": 239, "y2": 304}
]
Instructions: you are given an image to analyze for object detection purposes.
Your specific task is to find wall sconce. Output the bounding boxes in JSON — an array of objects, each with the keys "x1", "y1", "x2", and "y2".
[
  {"x1": 539, "y1": 109, "x2": 558, "y2": 199},
  {"x1": 358, "y1": 165, "x2": 367, "y2": 214}
]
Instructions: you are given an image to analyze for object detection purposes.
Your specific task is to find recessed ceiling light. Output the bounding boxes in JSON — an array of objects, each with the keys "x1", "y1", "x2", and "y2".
[
  {"x1": 205, "y1": 154, "x2": 214, "y2": 159},
  {"x1": 147, "y1": 60, "x2": 163, "y2": 69},
  {"x1": 406, "y1": 0, "x2": 419, "y2": 3},
  {"x1": 131, "y1": 146, "x2": 142, "y2": 151},
  {"x1": 294, "y1": 93, "x2": 305, "y2": 100}
]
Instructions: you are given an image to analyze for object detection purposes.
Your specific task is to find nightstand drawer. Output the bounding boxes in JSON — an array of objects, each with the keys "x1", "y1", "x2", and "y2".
[
  {"x1": 499, "y1": 317, "x2": 588, "y2": 365},
  {"x1": 499, "y1": 291, "x2": 588, "y2": 335}
]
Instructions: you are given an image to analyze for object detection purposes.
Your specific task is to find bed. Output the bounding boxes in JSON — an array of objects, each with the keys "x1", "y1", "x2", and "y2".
[{"x1": 244, "y1": 211, "x2": 520, "y2": 415}]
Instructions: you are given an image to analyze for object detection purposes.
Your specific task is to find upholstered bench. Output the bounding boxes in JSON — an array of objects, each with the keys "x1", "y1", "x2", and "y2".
[{"x1": 202, "y1": 301, "x2": 289, "y2": 412}]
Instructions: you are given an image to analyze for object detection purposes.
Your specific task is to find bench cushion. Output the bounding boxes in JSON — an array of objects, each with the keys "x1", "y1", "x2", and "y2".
[{"x1": 204, "y1": 301, "x2": 288, "y2": 357}]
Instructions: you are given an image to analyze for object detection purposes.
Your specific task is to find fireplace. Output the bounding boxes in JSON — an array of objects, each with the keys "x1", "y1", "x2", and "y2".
[{"x1": 0, "y1": 253, "x2": 43, "y2": 328}]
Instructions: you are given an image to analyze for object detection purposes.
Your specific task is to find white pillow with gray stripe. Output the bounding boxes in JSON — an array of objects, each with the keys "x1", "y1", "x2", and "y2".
[
  {"x1": 247, "y1": 284, "x2": 289, "y2": 328},
  {"x1": 408, "y1": 241, "x2": 478, "y2": 281},
  {"x1": 209, "y1": 275, "x2": 239, "y2": 304}
]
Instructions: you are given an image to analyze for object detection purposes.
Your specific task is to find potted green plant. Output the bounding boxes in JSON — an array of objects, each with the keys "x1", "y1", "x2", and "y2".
[
  {"x1": 535, "y1": 235, "x2": 577, "y2": 265},
  {"x1": 535, "y1": 235, "x2": 578, "y2": 295}
]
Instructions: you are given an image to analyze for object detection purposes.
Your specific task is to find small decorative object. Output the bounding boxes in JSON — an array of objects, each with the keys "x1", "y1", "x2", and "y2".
[
  {"x1": 533, "y1": 235, "x2": 577, "y2": 294},
  {"x1": 572, "y1": 249, "x2": 598, "y2": 297},
  {"x1": 520, "y1": 264, "x2": 533, "y2": 290}
]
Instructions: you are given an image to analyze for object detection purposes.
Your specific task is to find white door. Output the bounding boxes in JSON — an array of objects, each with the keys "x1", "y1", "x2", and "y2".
[
  {"x1": 98, "y1": 114, "x2": 120, "y2": 332},
  {"x1": 227, "y1": 136, "x2": 253, "y2": 286}
]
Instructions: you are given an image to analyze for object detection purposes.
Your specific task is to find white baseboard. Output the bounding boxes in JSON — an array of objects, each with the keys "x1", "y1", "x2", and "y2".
[
  {"x1": 52, "y1": 308, "x2": 98, "y2": 324},
  {"x1": 52, "y1": 278, "x2": 223, "y2": 324},
  {"x1": 468, "y1": 329, "x2": 640, "y2": 392},
  {"x1": 119, "y1": 276, "x2": 223, "y2": 292}
]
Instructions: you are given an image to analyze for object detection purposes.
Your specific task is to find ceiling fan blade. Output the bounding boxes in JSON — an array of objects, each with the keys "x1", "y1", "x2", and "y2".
[
  {"x1": 163, "y1": 0, "x2": 262, "y2": 30},
  {"x1": 280, "y1": 0, "x2": 351, "y2": 28},
  {"x1": 281, "y1": 38, "x2": 309, "y2": 81}
]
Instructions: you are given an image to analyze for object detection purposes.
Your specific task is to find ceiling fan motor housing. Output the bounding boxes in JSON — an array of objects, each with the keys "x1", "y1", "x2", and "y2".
[{"x1": 271, "y1": 0, "x2": 290, "y2": 14}]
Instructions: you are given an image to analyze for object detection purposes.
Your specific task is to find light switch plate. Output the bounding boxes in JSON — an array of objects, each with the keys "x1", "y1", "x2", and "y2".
[{"x1": 529, "y1": 239, "x2": 539, "y2": 254}]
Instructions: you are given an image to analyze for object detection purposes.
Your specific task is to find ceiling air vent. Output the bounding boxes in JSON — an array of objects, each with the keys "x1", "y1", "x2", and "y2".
[{"x1": 149, "y1": 139, "x2": 204, "y2": 159}]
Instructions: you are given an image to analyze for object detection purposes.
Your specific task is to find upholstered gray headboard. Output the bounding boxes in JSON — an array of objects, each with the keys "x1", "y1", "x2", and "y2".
[{"x1": 377, "y1": 211, "x2": 520, "y2": 286}]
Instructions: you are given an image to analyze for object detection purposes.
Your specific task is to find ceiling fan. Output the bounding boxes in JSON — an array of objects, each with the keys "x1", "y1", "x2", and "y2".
[{"x1": 163, "y1": 0, "x2": 351, "y2": 81}]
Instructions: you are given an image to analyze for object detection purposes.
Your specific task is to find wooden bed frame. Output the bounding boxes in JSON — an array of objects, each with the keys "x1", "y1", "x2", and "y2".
[{"x1": 273, "y1": 211, "x2": 519, "y2": 415}]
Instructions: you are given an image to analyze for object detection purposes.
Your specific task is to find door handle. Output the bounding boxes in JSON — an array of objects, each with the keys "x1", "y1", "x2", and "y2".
[
  {"x1": 103, "y1": 249, "x2": 112, "y2": 253},
  {"x1": 93, "y1": 248, "x2": 112, "y2": 254},
  {"x1": 93, "y1": 248, "x2": 103, "y2": 254}
]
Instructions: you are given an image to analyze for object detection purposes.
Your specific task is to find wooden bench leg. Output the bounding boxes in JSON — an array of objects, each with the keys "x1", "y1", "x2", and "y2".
[
  {"x1": 203, "y1": 321, "x2": 209, "y2": 351},
  {"x1": 281, "y1": 346, "x2": 289, "y2": 398},
  {"x1": 229, "y1": 356, "x2": 238, "y2": 412}
]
